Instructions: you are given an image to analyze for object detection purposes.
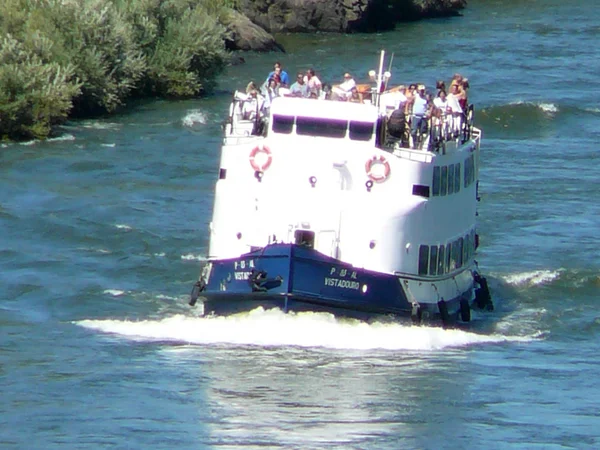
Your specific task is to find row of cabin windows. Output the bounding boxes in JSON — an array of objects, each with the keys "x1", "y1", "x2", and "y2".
[
  {"x1": 431, "y1": 154, "x2": 476, "y2": 197},
  {"x1": 417, "y1": 230, "x2": 477, "y2": 277},
  {"x1": 432, "y1": 164, "x2": 461, "y2": 196},
  {"x1": 272, "y1": 115, "x2": 375, "y2": 141}
]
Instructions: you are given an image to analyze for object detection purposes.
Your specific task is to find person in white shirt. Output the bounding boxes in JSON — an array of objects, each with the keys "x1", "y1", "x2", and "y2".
[
  {"x1": 332, "y1": 73, "x2": 356, "y2": 100},
  {"x1": 241, "y1": 90, "x2": 264, "y2": 120},
  {"x1": 304, "y1": 68, "x2": 322, "y2": 99},
  {"x1": 289, "y1": 72, "x2": 308, "y2": 97},
  {"x1": 446, "y1": 83, "x2": 464, "y2": 136}
]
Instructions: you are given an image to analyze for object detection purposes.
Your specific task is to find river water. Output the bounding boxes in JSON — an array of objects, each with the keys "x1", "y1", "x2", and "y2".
[{"x1": 2, "y1": 0, "x2": 600, "y2": 448}]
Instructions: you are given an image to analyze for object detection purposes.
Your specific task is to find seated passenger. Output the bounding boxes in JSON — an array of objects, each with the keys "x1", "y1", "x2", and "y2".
[
  {"x1": 304, "y1": 68, "x2": 322, "y2": 99},
  {"x1": 289, "y1": 72, "x2": 308, "y2": 97},
  {"x1": 241, "y1": 90, "x2": 264, "y2": 120},
  {"x1": 265, "y1": 61, "x2": 289, "y2": 87},
  {"x1": 332, "y1": 73, "x2": 356, "y2": 100},
  {"x1": 348, "y1": 86, "x2": 363, "y2": 103},
  {"x1": 262, "y1": 77, "x2": 279, "y2": 110}
]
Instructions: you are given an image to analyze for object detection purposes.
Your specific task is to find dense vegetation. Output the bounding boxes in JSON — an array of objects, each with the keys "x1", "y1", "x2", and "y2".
[{"x1": 0, "y1": 0, "x2": 232, "y2": 141}]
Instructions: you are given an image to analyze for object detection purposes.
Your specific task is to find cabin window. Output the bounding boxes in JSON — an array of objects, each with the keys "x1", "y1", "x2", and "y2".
[
  {"x1": 463, "y1": 234, "x2": 469, "y2": 264},
  {"x1": 429, "y1": 245, "x2": 438, "y2": 276},
  {"x1": 448, "y1": 164, "x2": 455, "y2": 195},
  {"x1": 413, "y1": 184, "x2": 430, "y2": 198},
  {"x1": 296, "y1": 117, "x2": 347, "y2": 138},
  {"x1": 446, "y1": 243, "x2": 452, "y2": 272},
  {"x1": 454, "y1": 164, "x2": 461, "y2": 193},
  {"x1": 441, "y1": 166, "x2": 448, "y2": 196},
  {"x1": 464, "y1": 155, "x2": 476, "y2": 187},
  {"x1": 294, "y1": 229, "x2": 315, "y2": 248},
  {"x1": 457, "y1": 237, "x2": 463, "y2": 268},
  {"x1": 272, "y1": 115, "x2": 294, "y2": 134},
  {"x1": 432, "y1": 166, "x2": 441, "y2": 197},
  {"x1": 349, "y1": 121, "x2": 374, "y2": 141},
  {"x1": 437, "y1": 245, "x2": 445, "y2": 274},
  {"x1": 464, "y1": 157, "x2": 471, "y2": 188},
  {"x1": 418, "y1": 245, "x2": 429, "y2": 276}
]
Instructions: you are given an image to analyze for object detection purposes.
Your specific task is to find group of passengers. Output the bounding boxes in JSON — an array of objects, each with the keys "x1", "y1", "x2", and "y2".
[
  {"x1": 239, "y1": 61, "x2": 471, "y2": 149},
  {"x1": 385, "y1": 74, "x2": 470, "y2": 149}
]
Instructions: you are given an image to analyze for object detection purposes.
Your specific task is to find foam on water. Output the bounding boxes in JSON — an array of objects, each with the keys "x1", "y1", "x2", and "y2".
[
  {"x1": 103, "y1": 289, "x2": 126, "y2": 297},
  {"x1": 503, "y1": 269, "x2": 561, "y2": 286},
  {"x1": 180, "y1": 253, "x2": 207, "y2": 261},
  {"x1": 76, "y1": 307, "x2": 535, "y2": 351},
  {"x1": 508, "y1": 100, "x2": 559, "y2": 115},
  {"x1": 182, "y1": 110, "x2": 207, "y2": 130}
]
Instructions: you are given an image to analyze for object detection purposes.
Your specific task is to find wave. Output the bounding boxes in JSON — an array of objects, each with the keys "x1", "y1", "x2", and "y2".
[
  {"x1": 182, "y1": 110, "x2": 208, "y2": 131},
  {"x1": 103, "y1": 289, "x2": 127, "y2": 297},
  {"x1": 180, "y1": 253, "x2": 207, "y2": 261},
  {"x1": 502, "y1": 269, "x2": 562, "y2": 287},
  {"x1": 500, "y1": 268, "x2": 600, "y2": 290},
  {"x1": 75, "y1": 307, "x2": 536, "y2": 351},
  {"x1": 80, "y1": 121, "x2": 121, "y2": 130}
]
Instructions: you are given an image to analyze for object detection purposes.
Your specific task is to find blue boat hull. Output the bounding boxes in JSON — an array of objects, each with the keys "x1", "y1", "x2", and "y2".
[{"x1": 193, "y1": 244, "x2": 474, "y2": 323}]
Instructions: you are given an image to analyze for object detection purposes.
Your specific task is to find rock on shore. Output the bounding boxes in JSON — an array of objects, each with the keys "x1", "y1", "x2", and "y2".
[{"x1": 227, "y1": 0, "x2": 467, "y2": 51}]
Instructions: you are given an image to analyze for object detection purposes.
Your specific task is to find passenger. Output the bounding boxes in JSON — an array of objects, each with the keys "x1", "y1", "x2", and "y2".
[
  {"x1": 242, "y1": 90, "x2": 263, "y2": 120},
  {"x1": 246, "y1": 81, "x2": 258, "y2": 94},
  {"x1": 447, "y1": 82, "x2": 464, "y2": 136},
  {"x1": 265, "y1": 61, "x2": 289, "y2": 87},
  {"x1": 433, "y1": 90, "x2": 449, "y2": 115},
  {"x1": 332, "y1": 72, "x2": 356, "y2": 100},
  {"x1": 410, "y1": 85, "x2": 428, "y2": 149},
  {"x1": 458, "y1": 78, "x2": 469, "y2": 111},
  {"x1": 348, "y1": 86, "x2": 363, "y2": 103},
  {"x1": 289, "y1": 72, "x2": 308, "y2": 97},
  {"x1": 304, "y1": 68, "x2": 322, "y2": 99},
  {"x1": 432, "y1": 90, "x2": 449, "y2": 139},
  {"x1": 404, "y1": 83, "x2": 417, "y2": 115},
  {"x1": 262, "y1": 77, "x2": 279, "y2": 110}
]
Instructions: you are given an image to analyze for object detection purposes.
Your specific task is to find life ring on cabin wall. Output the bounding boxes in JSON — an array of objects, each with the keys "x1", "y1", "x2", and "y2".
[
  {"x1": 365, "y1": 155, "x2": 391, "y2": 182},
  {"x1": 249, "y1": 144, "x2": 272, "y2": 172}
]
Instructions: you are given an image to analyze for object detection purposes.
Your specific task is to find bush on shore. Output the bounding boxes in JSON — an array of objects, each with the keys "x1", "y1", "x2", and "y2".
[{"x1": 0, "y1": 0, "x2": 230, "y2": 141}]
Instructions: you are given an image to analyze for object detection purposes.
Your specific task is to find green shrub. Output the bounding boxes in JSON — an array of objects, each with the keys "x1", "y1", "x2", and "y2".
[
  {"x1": 0, "y1": 32, "x2": 81, "y2": 140},
  {"x1": 0, "y1": 0, "x2": 231, "y2": 140},
  {"x1": 146, "y1": 5, "x2": 227, "y2": 97}
]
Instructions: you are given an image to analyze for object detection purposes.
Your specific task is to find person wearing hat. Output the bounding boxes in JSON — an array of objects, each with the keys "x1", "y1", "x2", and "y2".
[{"x1": 333, "y1": 72, "x2": 356, "y2": 100}]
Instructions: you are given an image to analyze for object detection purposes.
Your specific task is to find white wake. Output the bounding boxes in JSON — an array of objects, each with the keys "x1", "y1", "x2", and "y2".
[{"x1": 76, "y1": 307, "x2": 535, "y2": 351}]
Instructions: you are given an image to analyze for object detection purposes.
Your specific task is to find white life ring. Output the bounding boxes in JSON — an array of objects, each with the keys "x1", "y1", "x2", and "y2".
[
  {"x1": 249, "y1": 145, "x2": 272, "y2": 172},
  {"x1": 365, "y1": 155, "x2": 390, "y2": 182}
]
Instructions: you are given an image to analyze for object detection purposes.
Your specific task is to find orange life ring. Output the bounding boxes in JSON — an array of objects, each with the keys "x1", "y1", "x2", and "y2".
[
  {"x1": 365, "y1": 155, "x2": 390, "y2": 182},
  {"x1": 249, "y1": 145, "x2": 272, "y2": 172}
]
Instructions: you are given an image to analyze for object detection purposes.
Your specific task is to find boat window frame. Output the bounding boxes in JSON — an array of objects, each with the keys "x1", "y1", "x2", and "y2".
[
  {"x1": 418, "y1": 245, "x2": 430, "y2": 276},
  {"x1": 440, "y1": 166, "x2": 448, "y2": 196},
  {"x1": 437, "y1": 244, "x2": 445, "y2": 274},
  {"x1": 448, "y1": 163, "x2": 455, "y2": 195},
  {"x1": 349, "y1": 120, "x2": 375, "y2": 141},
  {"x1": 432, "y1": 166, "x2": 441, "y2": 197},
  {"x1": 429, "y1": 245, "x2": 438, "y2": 276},
  {"x1": 272, "y1": 114, "x2": 295, "y2": 134},
  {"x1": 296, "y1": 116, "x2": 348, "y2": 138}
]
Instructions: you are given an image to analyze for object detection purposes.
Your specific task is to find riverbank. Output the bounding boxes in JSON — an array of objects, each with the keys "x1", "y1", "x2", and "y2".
[{"x1": 0, "y1": 0, "x2": 466, "y2": 142}]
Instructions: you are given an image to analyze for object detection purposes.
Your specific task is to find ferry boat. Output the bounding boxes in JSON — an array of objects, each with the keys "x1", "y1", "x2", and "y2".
[{"x1": 189, "y1": 52, "x2": 492, "y2": 325}]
